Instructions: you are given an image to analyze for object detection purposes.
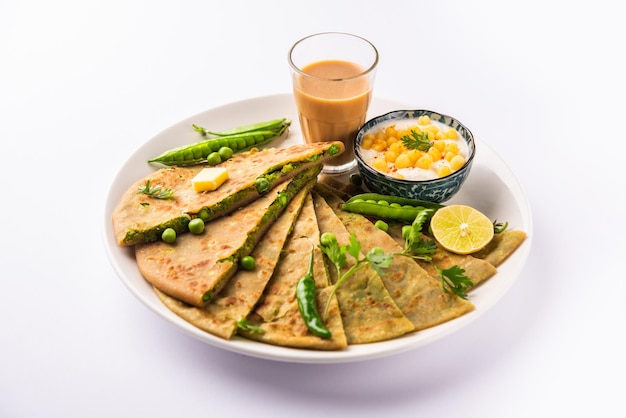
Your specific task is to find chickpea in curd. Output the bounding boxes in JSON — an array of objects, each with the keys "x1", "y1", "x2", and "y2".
[{"x1": 359, "y1": 115, "x2": 469, "y2": 181}]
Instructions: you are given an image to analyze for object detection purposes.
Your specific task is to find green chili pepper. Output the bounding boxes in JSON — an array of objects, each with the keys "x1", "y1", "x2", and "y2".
[
  {"x1": 341, "y1": 193, "x2": 444, "y2": 223},
  {"x1": 296, "y1": 249, "x2": 332, "y2": 339},
  {"x1": 149, "y1": 119, "x2": 291, "y2": 166}
]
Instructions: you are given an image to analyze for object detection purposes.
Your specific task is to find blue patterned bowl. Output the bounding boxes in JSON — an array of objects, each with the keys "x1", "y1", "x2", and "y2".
[{"x1": 354, "y1": 110, "x2": 475, "y2": 203}]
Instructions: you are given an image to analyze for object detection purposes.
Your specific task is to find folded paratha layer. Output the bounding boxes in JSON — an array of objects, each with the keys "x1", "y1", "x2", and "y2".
[
  {"x1": 312, "y1": 193, "x2": 415, "y2": 344},
  {"x1": 153, "y1": 183, "x2": 312, "y2": 339},
  {"x1": 113, "y1": 141, "x2": 344, "y2": 246},
  {"x1": 136, "y1": 165, "x2": 321, "y2": 307},
  {"x1": 241, "y1": 193, "x2": 348, "y2": 350},
  {"x1": 472, "y1": 230, "x2": 527, "y2": 267}
]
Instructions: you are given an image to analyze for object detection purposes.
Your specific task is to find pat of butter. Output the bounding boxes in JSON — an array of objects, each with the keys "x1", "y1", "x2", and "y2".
[{"x1": 192, "y1": 167, "x2": 229, "y2": 192}]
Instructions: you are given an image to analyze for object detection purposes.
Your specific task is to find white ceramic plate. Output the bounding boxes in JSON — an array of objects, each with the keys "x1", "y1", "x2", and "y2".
[{"x1": 103, "y1": 94, "x2": 532, "y2": 363}]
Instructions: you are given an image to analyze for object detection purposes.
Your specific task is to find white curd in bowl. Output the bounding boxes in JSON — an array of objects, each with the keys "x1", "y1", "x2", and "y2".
[{"x1": 359, "y1": 117, "x2": 470, "y2": 181}]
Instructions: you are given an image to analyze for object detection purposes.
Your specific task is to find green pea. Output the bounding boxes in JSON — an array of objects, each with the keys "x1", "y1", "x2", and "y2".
[
  {"x1": 374, "y1": 220, "x2": 389, "y2": 232},
  {"x1": 206, "y1": 152, "x2": 222, "y2": 166},
  {"x1": 377, "y1": 200, "x2": 389, "y2": 206},
  {"x1": 366, "y1": 199, "x2": 377, "y2": 204},
  {"x1": 240, "y1": 255, "x2": 255, "y2": 270},
  {"x1": 255, "y1": 177, "x2": 270, "y2": 194},
  {"x1": 188, "y1": 218, "x2": 205, "y2": 234},
  {"x1": 281, "y1": 163, "x2": 294, "y2": 174},
  {"x1": 320, "y1": 232, "x2": 337, "y2": 247},
  {"x1": 161, "y1": 228, "x2": 176, "y2": 243},
  {"x1": 277, "y1": 192, "x2": 288, "y2": 207},
  {"x1": 218, "y1": 146, "x2": 233, "y2": 160},
  {"x1": 197, "y1": 208, "x2": 210, "y2": 221},
  {"x1": 390, "y1": 203, "x2": 402, "y2": 208},
  {"x1": 235, "y1": 137, "x2": 247, "y2": 149}
]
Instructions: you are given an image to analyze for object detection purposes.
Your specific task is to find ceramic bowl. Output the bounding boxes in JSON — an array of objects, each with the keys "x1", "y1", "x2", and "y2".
[{"x1": 354, "y1": 109, "x2": 476, "y2": 203}]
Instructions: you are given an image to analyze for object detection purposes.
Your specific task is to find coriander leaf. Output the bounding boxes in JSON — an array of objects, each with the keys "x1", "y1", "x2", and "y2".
[
  {"x1": 137, "y1": 179, "x2": 175, "y2": 199},
  {"x1": 402, "y1": 215, "x2": 437, "y2": 255},
  {"x1": 401, "y1": 130, "x2": 433, "y2": 151},
  {"x1": 319, "y1": 237, "x2": 346, "y2": 269},
  {"x1": 346, "y1": 233, "x2": 362, "y2": 260},
  {"x1": 233, "y1": 317, "x2": 265, "y2": 334},
  {"x1": 320, "y1": 233, "x2": 394, "y2": 320},
  {"x1": 366, "y1": 247, "x2": 394, "y2": 276},
  {"x1": 412, "y1": 208, "x2": 434, "y2": 231},
  {"x1": 436, "y1": 265, "x2": 473, "y2": 300},
  {"x1": 406, "y1": 234, "x2": 437, "y2": 255}
]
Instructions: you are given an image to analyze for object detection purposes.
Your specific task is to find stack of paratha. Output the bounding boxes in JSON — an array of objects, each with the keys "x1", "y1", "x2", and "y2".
[{"x1": 112, "y1": 141, "x2": 527, "y2": 350}]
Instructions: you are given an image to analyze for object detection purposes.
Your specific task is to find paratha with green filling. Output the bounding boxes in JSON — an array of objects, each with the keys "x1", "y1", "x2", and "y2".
[
  {"x1": 386, "y1": 224, "x2": 524, "y2": 289},
  {"x1": 312, "y1": 192, "x2": 415, "y2": 344},
  {"x1": 135, "y1": 166, "x2": 321, "y2": 307},
  {"x1": 315, "y1": 185, "x2": 475, "y2": 330},
  {"x1": 153, "y1": 183, "x2": 311, "y2": 340},
  {"x1": 113, "y1": 141, "x2": 344, "y2": 246},
  {"x1": 472, "y1": 230, "x2": 527, "y2": 267},
  {"x1": 240, "y1": 193, "x2": 347, "y2": 350}
]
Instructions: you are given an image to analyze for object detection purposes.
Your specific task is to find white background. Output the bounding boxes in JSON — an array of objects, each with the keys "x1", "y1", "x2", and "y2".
[{"x1": 1, "y1": 1, "x2": 624, "y2": 417}]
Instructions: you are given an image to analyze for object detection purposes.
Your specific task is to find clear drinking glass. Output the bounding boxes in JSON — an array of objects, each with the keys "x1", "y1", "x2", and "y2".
[{"x1": 289, "y1": 32, "x2": 378, "y2": 174}]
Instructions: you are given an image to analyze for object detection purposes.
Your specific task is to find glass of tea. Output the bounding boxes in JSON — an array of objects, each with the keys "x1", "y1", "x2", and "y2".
[{"x1": 289, "y1": 32, "x2": 379, "y2": 175}]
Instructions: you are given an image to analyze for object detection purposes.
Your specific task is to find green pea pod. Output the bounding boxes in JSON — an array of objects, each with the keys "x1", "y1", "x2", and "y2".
[
  {"x1": 194, "y1": 118, "x2": 288, "y2": 137},
  {"x1": 296, "y1": 249, "x2": 332, "y2": 339},
  {"x1": 341, "y1": 193, "x2": 444, "y2": 223},
  {"x1": 149, "y1": 120, "x2": 290, "y2": 166}
]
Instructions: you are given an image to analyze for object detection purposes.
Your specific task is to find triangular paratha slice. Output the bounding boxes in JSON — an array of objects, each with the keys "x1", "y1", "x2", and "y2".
[
  {"x1": 113, "y1": 141, "x2": 344, "y2": 246},
  {"x1": 472, "y1": 230, "x2": 527, "y2": 267},
  {"x1": 153, "y1": 183, "x2": 311, "y2": 339},
  {"x1": 312, "y1": 192, "x2": 415, "y2": 344},
  {"x1": 240, "y1": 193, "x2": 348, "y2": 350},
  {"x1": 315, "y1": 185, "x2": 475, "y2": 330},
  {"x1": 135, "y1": 165, "x2": 321, "y2": 307}
]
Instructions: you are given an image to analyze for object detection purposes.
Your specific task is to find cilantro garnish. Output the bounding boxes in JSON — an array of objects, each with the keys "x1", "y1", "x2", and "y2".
[
  {"x1": 400, "y1": 130, "x2": 433, "y2": 151},
  {"x1": 319, "y1": 232, "x2": 393, "y2": 320},
  {"x1": 137, "y1": 179, "x2": 175, "y2": 199},
  {"x1": 234, "y1": 317, "x2": 265, "y2": 334}
]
